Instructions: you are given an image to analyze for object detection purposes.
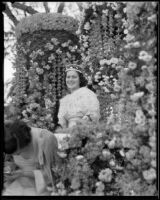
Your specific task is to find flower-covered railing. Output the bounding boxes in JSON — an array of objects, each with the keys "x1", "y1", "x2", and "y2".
[
  {"x1": 48, "y1": 2, "x2": 157, "y2": 196},
  {"x1": 78, "y1": 2, "x2": 127, "y2": 121},
  {"x1": 12, "y1": 13, "x2": 81, "y2": 130}
]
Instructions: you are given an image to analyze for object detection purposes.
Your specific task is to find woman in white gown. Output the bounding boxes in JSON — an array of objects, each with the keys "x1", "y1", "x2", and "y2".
[
  {"x1": 58, "y1": 63, "x2": 100, "y2": 129},
  {"x1": 3, "y1": 120, "x2": 60, "y2": 196}
]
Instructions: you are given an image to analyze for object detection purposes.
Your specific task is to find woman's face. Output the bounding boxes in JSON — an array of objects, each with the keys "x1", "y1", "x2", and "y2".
[{"x1": 66, "y1": 70, "x2": 80, "y2": 92}]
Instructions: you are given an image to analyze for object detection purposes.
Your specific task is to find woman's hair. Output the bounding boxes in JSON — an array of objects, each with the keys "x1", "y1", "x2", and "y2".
[{"x1": 4, "y1": 120, "x2": 31, "y2": 154}]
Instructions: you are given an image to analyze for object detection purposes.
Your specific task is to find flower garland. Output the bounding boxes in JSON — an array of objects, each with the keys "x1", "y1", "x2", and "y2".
[
  {"x1": 79, "y1": 2, "x2": 127, "y2": 120},
  {"x1": 11, "y1": 14, "x2": 81, "y2": 131},
  {"x1": 15, "y1": 13, "x2": 78, "y2": 39}
]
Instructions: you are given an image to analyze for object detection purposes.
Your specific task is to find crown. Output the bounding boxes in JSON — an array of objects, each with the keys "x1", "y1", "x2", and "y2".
[{"x1": 65, "y1": 63, "x2": 83, "y2": 73}]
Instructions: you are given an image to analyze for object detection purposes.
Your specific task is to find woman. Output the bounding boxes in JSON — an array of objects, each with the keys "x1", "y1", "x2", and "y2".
[
  {"x1": 58, "y1": 63, "x2": 100, "y2": 128},
  {"x1": 3, "y1": 120, "x2": 60, "y2": 196}
]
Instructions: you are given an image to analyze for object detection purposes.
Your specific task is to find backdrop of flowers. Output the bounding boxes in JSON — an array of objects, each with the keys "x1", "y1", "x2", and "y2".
[
  {"x1": 48, "y1": 2, "x2": 157, "y2": 196},
  {"x1": 11, "y1": 13, "x2": 81, "y2": 131},
  {"x1": 5, "y1": 2, "x2": 157, "y2": 196},
  {"x1": 78, "y1": 2, "x2": 127, "y2": 121}
]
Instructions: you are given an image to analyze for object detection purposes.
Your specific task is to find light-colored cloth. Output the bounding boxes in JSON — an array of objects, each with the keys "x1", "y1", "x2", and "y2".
[
  {"x1": 58, "y1": 87, "x2": 100, "y2": 128},
  {"x1": 3, "y1": 127, "x2": 58, "y2": 196}
]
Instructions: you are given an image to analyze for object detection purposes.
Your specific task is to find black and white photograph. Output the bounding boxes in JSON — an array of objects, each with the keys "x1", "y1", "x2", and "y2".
[{"x1": 3, "y1": 1, "x2": 158, "y2": 196}]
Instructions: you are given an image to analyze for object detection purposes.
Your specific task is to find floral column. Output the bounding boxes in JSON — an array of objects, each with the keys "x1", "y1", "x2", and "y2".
[
  {"x1": 12, "y1": 13, "x2": 80, "y2": 130},
  {"x1": 79, "y1": 2, "x2": 127, "y2": 121}
]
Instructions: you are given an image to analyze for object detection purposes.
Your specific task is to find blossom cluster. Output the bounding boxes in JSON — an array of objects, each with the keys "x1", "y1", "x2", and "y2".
[{"x1": 15, "y1": 13, "x2": 79, "y2": 39}]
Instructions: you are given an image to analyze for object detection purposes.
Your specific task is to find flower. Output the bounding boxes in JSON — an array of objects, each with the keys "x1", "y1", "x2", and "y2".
[
  {"x1": 95, "y1": 181, "x2": 105, "y2": 192},
  {"x1": 130, "y1": 92, "x2": 144, "y2": 101},
  {"x1": 51, "y1": 37, "x2": 59, "y2": 45},
  {"x1": 76, "y1": 155, "x2": 84, "y2": 160},
  {"x1": 139, "y1": 51, "x2": 152, "y2": 62},
  {"x1": 45, "y1": 114, "x2": 52, "y2": 121},
  {"x1": 110, "y1": 57, "x2": 119, "y2": 64},
  {"x1": 44, "y1": 65, "x2": 50, "y2": 70},
  {"x1": 135, "y1": 109, "x2": 146, "y2": 124},
  {"x1": 71, "y1": 177, "x2": 81, "y2": 190},
  {"x1": 124, "y1": 29, "x2": 129, "y2": 34},
  {"x1": 125, "y1": 150, "x2": 136, "y2": 160},
  {"x1": 113, "y1": 124, "x2": 121, "y2": 132},
  {"x1": 109, "y1": 159, "x2": 116, "y2": 167},
  {"x1": 36, "y1": 68, "x2": 44, "y2": 75},
  {"x1": 96, "y1": 132, "x2": 103, "y2": 138},
  {"x1": 143, "y1": 168, "x2": 156, "y2": 182},
  {"x1": 124, "y1": 34, "x2": 135, "y2": 42},
  {"x1": 147, "y1": 14, "x2": 157, "y2": 23},
  {"x1": 128, "y1": 61, "x2": 137, "y2": 70},
  {"x1": 61, "y1": 42, "x2": 68, "y2": 47},
  {"x1": 102, "y1": 149, "x2": 111, "y2": 160},
  {"x1": 98, "y1": 168, "x2": 112, "y2": 183},
  {"x1": 114, "y1": 84, "x2": 121, "y2": 92},
  {"x1": 132, "y1": 41, "x2": 140, "y2": 48},
  {"x1": 84, "y1": 22, "x2": 91, "y2": 30}
]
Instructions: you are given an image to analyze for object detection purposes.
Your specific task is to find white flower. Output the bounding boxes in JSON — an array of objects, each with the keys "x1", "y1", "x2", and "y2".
[
  {"x1": 102, "y1": 9, "x2": 108, "y2": 15},
  {"x1": 139, "y1": 51, "x2": 152, "y2": 62},
  {"x1": 108, "y1": 139, "x2": 116, "y2": 149},
  {"x1": 98, "y1": 168, "x2": 112, "y2": 183},
  {"x1": 124, "y1": 34, "x2": 135, "y2": 42},
  {"x1": 123, "y1": 7, "x2": 127, "y2": 13},
  {"x1": 109, "y1": 159, "x2": 116, "y2": 167},
  {"x1": 96, "y1": 132, "x2": 103, "y2": 138},
  {"x1": 102, "y1": 149, "x2": 111, "y2": 160},
  {"x1": 103, "y1": 87, "x2": 110, "y2": 93},
  {"x1": 133, "y1": 41, "x2": 140, "y2": 48},
  {"x1": 114, "y1": 84, "x2": 121, "y2": 92},
  {"x1": 113, "y1": 124, "x2": 121, "y2": 132},
  {"x1": 128, "y1": 61, "x2": 137, "y2": 69},
  {"x1": 114, "y1": 14, "x2": 121, "y2": 19},
  {"x1": 84, "y1": 22, "x2": 91, "y2": 30},
  {"x1": 45, "y1": 114, "x2": 52, "y2": 121},
  {"x1": 130, "y1": 92, "x2": 144, "y2": 101},
  {"x1": 99, "y1": 59, "x2": 106, "y2": 65},
  {"x1": 141, "y1": 65, "x2": 147, "y2": 70},
  {"x1": 36, "y1": 68, "x2": 44, "y2": 75},
  {"x1": 56, "y1": 49, "x2": 62, "y2": 54},
  {"x1": 98, "y1": 81, "x2": 104, "y2": 86},
  {"x1": 51, "y1": 38, "x2": 59, "y2": 45},
  {"x1": 76, "y1": 155, "x2": 84, "y2": 160},
  {"x1": 135, "y1": 109, "x2": 146, "y2": 124},
  {"x1": 61, "y1": 42, "x2": 68, "y2": 47},
  {"x1": 110, "y1": 57, "x2": 119, "y2": 64},
  {"x1": 147, "y1": 14, "x2": 157, "y2": 23},
  {"x1": 143, "y1": 168, "x2": 156, "y2": 182},
  {"x1": 124, "y1": 29, "x2": 128, "y2": 34},
  {"x1": 44, "y1": 64, "x2": 50, "y2": 70}
]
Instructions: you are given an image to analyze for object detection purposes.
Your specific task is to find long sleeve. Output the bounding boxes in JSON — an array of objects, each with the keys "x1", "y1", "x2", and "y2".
[
  {"x1": 58, "y1": 98, "x2": 68, "y2": 128},
  {"x1": 80, "y1": 89, "x2": 100, "y2": 122}
]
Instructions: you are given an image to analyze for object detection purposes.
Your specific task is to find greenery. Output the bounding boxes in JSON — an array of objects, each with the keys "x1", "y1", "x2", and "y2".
[{"x1": 4, "y1": 2, "x2": 157, "y2": 196}]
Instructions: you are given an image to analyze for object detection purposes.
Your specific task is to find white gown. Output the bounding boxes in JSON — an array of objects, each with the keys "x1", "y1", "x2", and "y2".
[{"x1": 58, "y1": 87, "x2": 100, "y2": 128}]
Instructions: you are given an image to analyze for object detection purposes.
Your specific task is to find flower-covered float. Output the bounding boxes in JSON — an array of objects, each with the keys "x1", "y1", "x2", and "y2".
[{"x1": 50, "y1": 2, "x2": 157, "y2": 196}]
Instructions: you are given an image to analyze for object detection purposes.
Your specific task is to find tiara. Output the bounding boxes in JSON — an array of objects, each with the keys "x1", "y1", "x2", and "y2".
[{"x1": 65, "y1": 64, "x2": 83, "y2": 73}]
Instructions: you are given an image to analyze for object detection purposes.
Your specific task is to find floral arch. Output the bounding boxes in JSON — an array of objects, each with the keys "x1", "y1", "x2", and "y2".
[{"x1": 12, "y1": 13, "x2": 81, "y2": 131}]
